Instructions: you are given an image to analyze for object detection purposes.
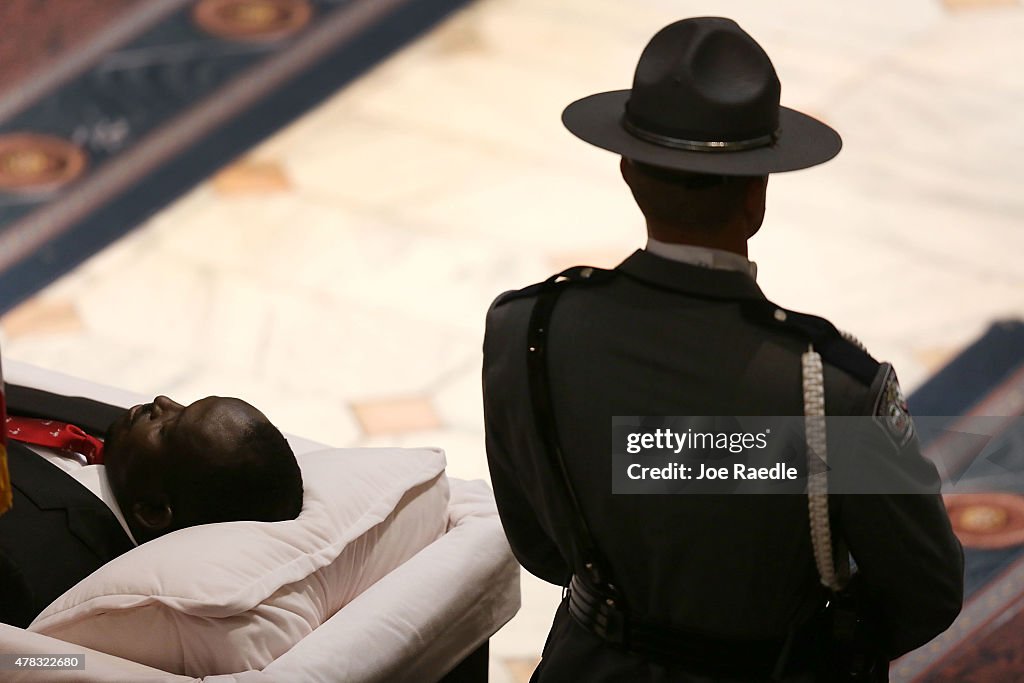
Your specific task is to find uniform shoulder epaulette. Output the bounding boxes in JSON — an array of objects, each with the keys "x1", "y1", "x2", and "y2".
[
  {"x1": 493, "y1": 266, "x2": 617, "y2": 307},
  {"x1": 743, "y1": 300, "x2": 880, "y2": 386},
  {"x1": 493, "y1": 282, "x2": 547, "y2": 307}
]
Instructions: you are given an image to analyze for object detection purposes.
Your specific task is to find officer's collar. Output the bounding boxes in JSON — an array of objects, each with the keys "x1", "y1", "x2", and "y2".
[
  {"x1": 645, "y1": 238, "x2": 757, "y2": 280},
  {"x1": 616, "y1": 249, "x2": 767, "y2": 301}
]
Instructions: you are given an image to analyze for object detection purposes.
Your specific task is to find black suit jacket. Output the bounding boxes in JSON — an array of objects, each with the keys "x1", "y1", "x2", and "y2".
[
  {"x1": 483, "y1": 251, "x2": 964, "y2": 682},
  {"x1": 0, "y1": 384, "x2": 134, "y2": 627}
]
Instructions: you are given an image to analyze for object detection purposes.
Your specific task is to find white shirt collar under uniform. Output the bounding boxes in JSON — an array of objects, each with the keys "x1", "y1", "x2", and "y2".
[{"x1": 645, "y1": 238, "x2": 758, "y2": 281}]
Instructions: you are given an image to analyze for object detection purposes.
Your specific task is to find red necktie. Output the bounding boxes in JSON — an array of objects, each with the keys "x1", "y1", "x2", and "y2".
[{"x1": 5, "y1": 416, "x2": 104, "y2": 465}]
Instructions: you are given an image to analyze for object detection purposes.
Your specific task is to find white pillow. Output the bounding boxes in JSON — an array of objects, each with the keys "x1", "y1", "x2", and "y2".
[{"x1": 29, "y1": 447, "x2": 449, "y2": 676}]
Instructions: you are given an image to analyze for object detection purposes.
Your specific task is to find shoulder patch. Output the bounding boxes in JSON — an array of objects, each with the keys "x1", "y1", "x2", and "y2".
[{"x1": 872, "y1": 364, "x2": 915, "y2": 448}]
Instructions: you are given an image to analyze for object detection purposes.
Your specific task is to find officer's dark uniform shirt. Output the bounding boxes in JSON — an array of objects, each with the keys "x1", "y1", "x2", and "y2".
[{"x1": 483, "y1": 247, "x2": 964, "y2": 681}]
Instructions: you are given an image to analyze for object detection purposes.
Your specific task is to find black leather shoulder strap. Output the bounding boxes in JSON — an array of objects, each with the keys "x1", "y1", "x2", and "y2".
[{"x1": 526, "y1": 266, "x2": 620, "y2": 593}]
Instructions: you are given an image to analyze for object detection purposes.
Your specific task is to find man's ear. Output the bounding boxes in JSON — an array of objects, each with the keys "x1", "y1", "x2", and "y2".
[
  {"x1": 130, "y1": 498, "x2": 174, "y2": 534},
  {"x1": 743, "y1": 175, "x2": 769, "y2": 238},
  {"x1": 620, "y1": 157, "x2": 632, "y2": 185}
]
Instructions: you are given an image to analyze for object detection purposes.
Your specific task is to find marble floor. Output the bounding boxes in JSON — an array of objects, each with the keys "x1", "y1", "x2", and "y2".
[{"x1": 2, "y1": 0, "x2": 1023, "y2": 680}]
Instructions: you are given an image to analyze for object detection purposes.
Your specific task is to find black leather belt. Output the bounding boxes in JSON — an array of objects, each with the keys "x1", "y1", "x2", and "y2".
[{"x1": 567, "y1": 574, "x2": 821, "y2": 679}]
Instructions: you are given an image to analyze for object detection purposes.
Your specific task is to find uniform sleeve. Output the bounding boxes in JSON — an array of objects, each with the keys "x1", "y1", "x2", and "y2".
[
  {"x1": 482, "y1": 298, "x2": 571, "y2": 586},
  {"x1": 483, "y1": 411, "x2": 571, "y2": 585},
  {"x1": 836, "y1": 366, "x2": 964, "y2": 658}
]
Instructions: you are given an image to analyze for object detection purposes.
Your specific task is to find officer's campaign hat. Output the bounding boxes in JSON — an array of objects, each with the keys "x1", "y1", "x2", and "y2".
[{"x1": 562, "y1": 17, "x2": 842, "y2": 175}]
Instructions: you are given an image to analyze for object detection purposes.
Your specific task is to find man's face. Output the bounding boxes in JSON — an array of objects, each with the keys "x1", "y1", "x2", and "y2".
[{"x1": 104, "y1": 395, "x2": 269, "y2": 535}]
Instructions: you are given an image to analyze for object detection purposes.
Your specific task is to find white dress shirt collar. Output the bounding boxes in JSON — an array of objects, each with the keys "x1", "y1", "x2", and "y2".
[
  {"x1": 645, "y1": 238, "x2": 758, "y2": 281},
  {"x1": 29, "y1": 446, "x2": 138, "y2": 546}
]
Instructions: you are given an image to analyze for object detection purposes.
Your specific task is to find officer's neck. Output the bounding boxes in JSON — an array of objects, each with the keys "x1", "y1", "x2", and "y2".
[{"x1": 645, "y1": 220, "x2": 749, "y2": 258}]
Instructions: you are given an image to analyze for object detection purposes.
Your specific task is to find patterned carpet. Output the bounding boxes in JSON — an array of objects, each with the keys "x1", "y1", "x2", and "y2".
[
  {"x1": 896, "y1": 320, "x2": 1024, "y2": 681},
  {"x1": 0, "y1": 0, "x2": 471, "y2": 312}
]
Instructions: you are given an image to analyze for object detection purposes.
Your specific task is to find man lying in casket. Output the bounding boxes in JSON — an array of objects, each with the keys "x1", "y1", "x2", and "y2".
[{"x1": 0, "y1": 384, "x2": 303, "y2": 628}]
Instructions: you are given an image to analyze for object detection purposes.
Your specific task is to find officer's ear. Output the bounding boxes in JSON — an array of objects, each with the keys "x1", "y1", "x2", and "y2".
[
  {"x1": 743, "y1": 175, "x2": 769, "y2": 238},
  {"x1": 620, "y1": 157, "x2": 633, "y2": 187}
]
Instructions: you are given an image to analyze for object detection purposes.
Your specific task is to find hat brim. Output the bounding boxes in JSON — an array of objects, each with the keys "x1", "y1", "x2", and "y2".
[{"x1": 562, "y1": 90, "x2": 841, "y2": 175}]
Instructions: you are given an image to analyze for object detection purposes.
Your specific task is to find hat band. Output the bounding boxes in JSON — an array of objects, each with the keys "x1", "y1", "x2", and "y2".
[{"x1": 622, "y1": 116, "x2": 779, "y2": 153}]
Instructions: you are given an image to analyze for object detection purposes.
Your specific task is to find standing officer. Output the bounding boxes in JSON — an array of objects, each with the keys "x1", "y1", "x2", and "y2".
[{"x1": 483, "y1": 17, "x2": 964, "y2": 682}]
